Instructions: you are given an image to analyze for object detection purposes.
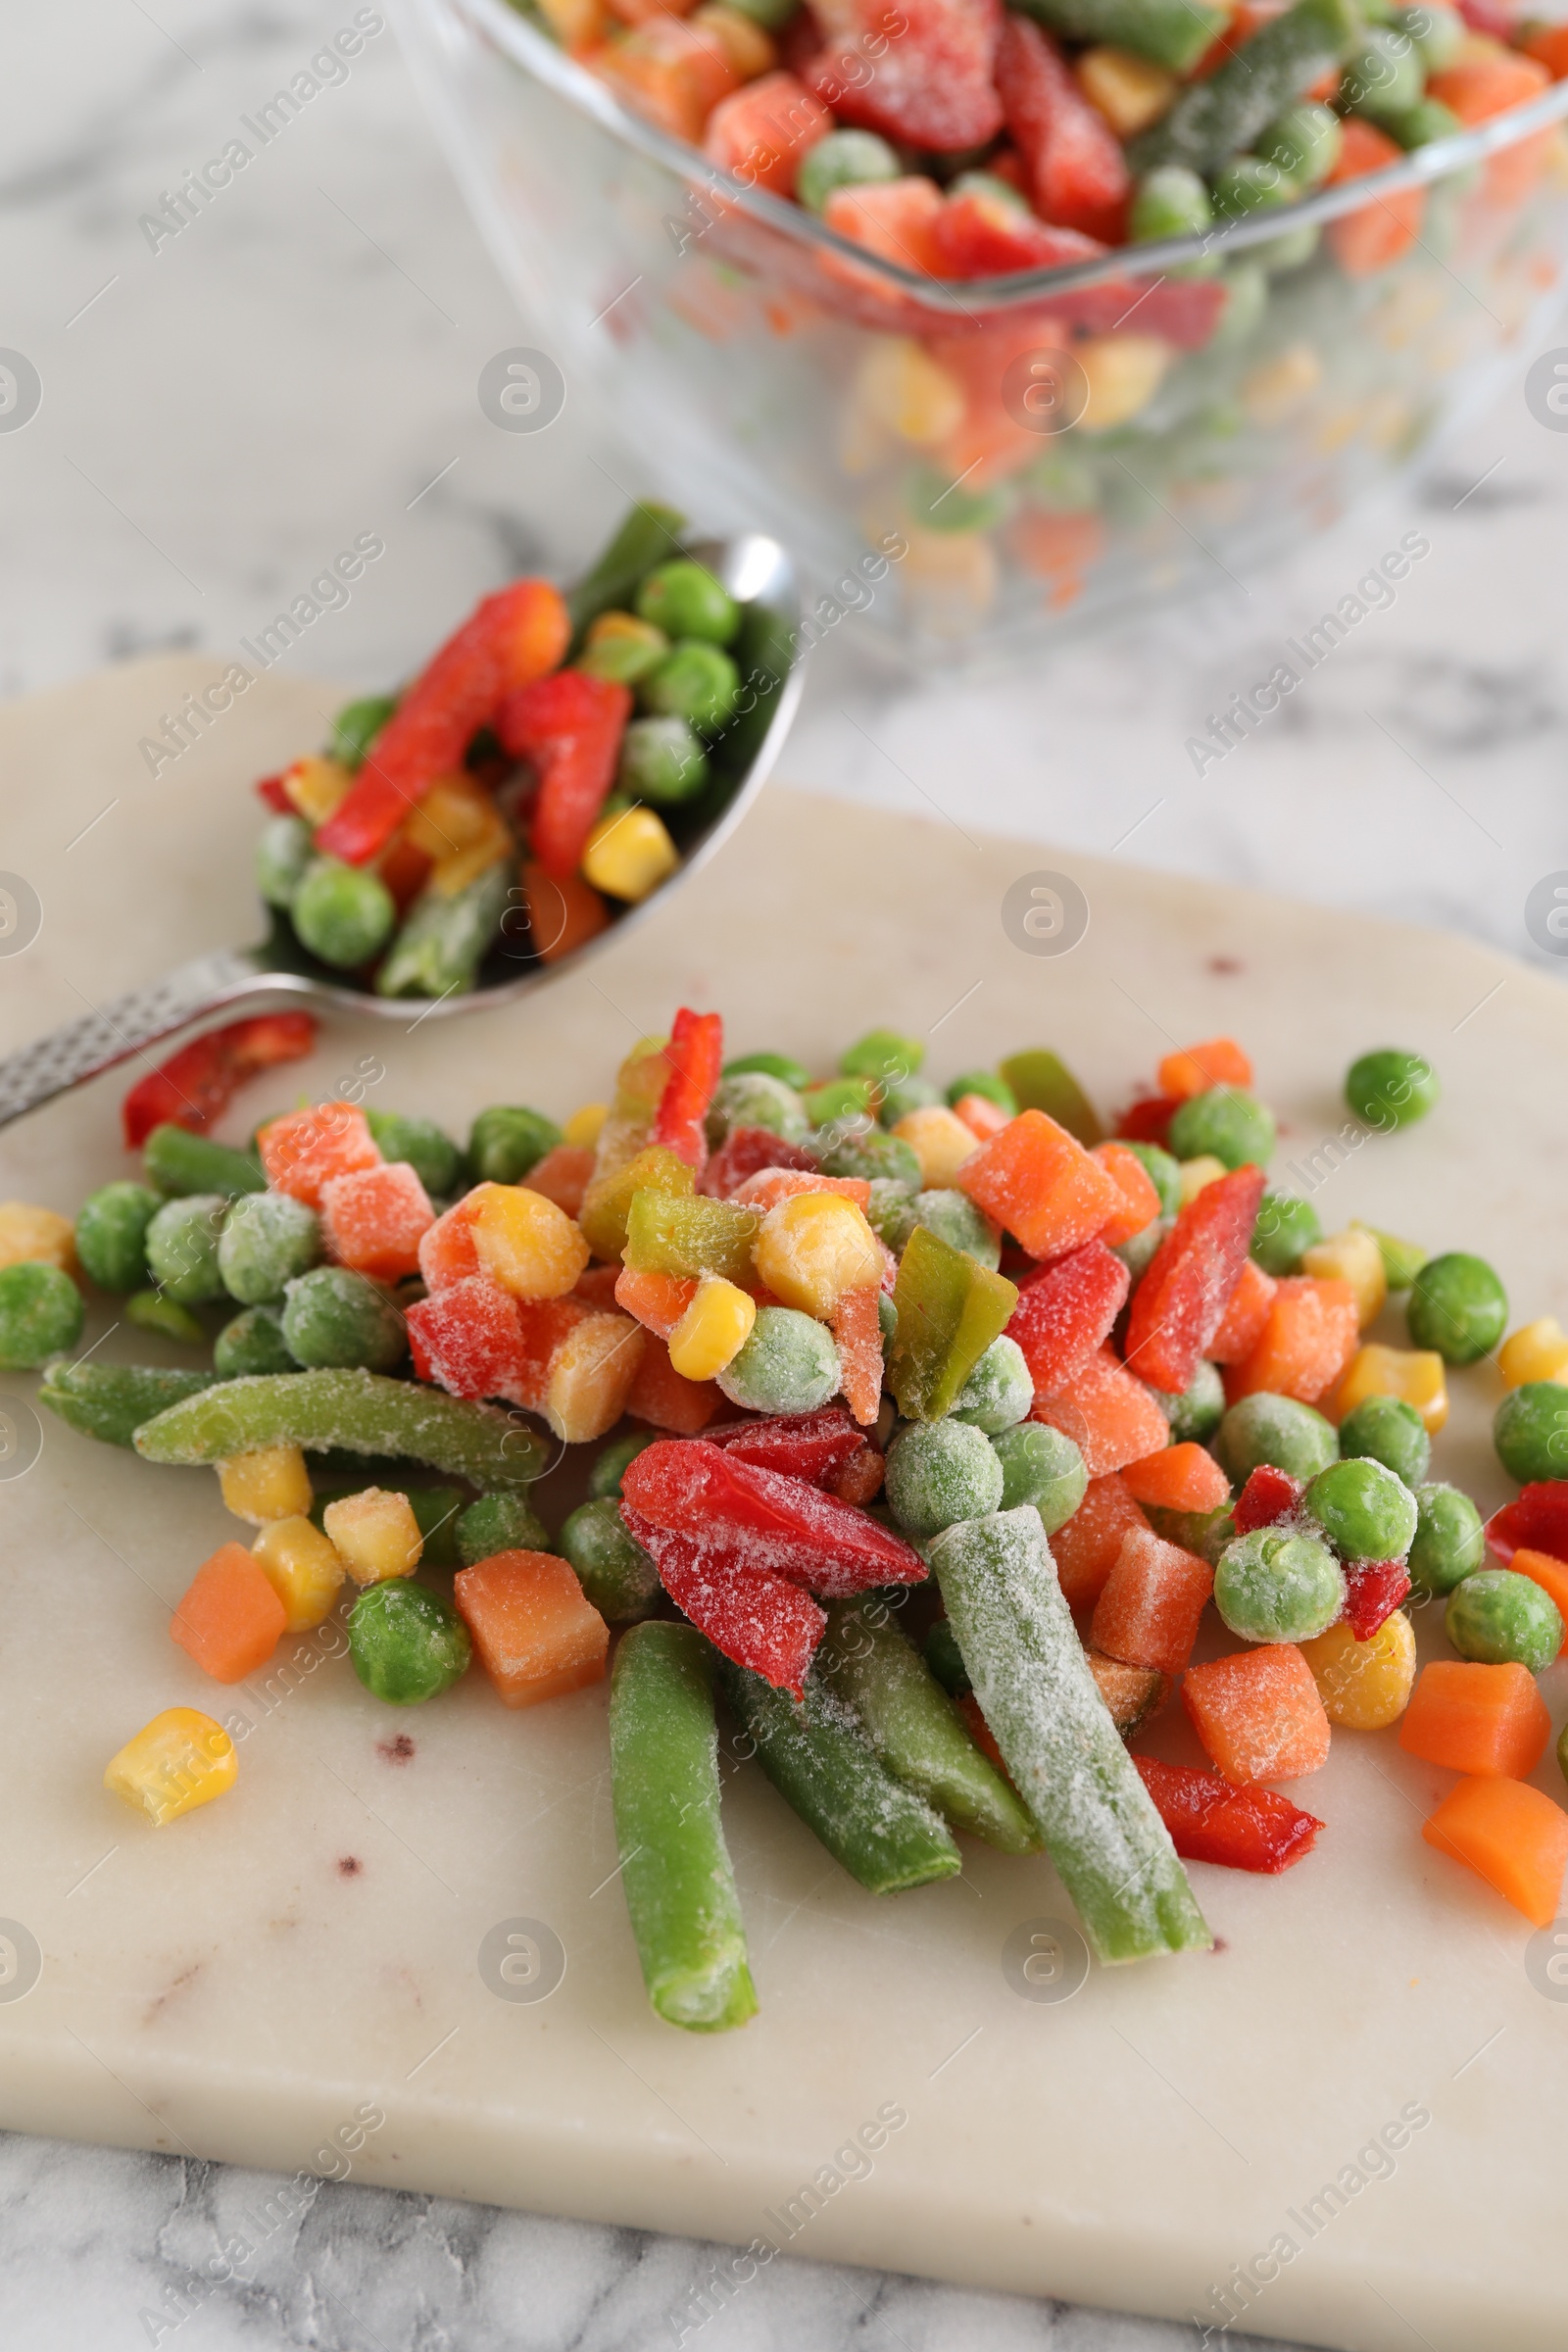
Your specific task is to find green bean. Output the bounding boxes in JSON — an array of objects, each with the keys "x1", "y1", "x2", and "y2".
[
  {"x1": 133, "y1": 1368, "x2": 549, "y2": 1489},
  {"x1": 125, "y1": 1290, "x2": 206, "y2": 1345},
  {"x1": 566, "y1": 502, "x2": 688, "y2": 643},
  {"x1": 375, "y1": 859, "x2": 512, "y2": 1000},
  {"x1": 142, "y1": 1123, "x2": 265, "y2": 1200},
  {"x1": 1130, "y1": 0, "x2": 1360, "y2": 177},
  {"x1": 38, "y1": 1361, "x2": 218, "y2": 1449},
  {"x1": 1013, "y1": 0, "x2": 1226, "y2": 73}
]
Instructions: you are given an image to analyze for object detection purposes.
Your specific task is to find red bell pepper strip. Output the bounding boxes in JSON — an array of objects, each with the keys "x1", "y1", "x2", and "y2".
[
  {"x1": 122, "y1": 1011, "x2": 317, "y2": 1149},
  {"x1": 621, "y1": 1439, "x2": 924, "y2": 1595},
  {"x1": 1004, "y1": 1238, "x2": 1129, "y2": 1398},
  {"x1": 996, "y1": 15, "x2": 1132, "y2": 244},
  {"x1": 255, "y1": 772, "x2": 291, "y2": 812},
  {"x1": 1484, "y1": 1482, "x2": 1568, "y2": 1569},
  {"x1": 701, "y1": 1125, "x2": 819, "y2": 1200},
  {"x1": 653, "y1": 1007, "x2": 724, "y2": 1172},
  {"x1": 315, "y1": 578, "x2": 570, "y2": 866},
  {"x1": 1343, "y1": 1559, "x2": 1412, "y2": 1642},
  {"x1": 709, "y1": 1405, "x2": 875, "y2": 1492},
  {"x1": 1134, "y1": 1756, "x2": 1323, "y2": 1874},
  {"x1": 621, "y1": 1503, "x2": 826, "y2": 1697},
  {"x1": 1115, "y1": 1096, "x2": 1180, "y2": 1147},
  {"x1": 1233, "y1": 1463, "x2": 1303, "y2": 1535},
  {"x1": 1123, "y1": 1164, "x2": 1266, "y2": 1396},
  {"x1": 496, "y1": 668, "x2": 632, "y2": 882}
]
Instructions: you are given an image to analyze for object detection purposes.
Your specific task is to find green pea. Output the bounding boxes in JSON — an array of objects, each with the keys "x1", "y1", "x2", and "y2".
[
  {"x1": 865, "y1": 1179, "x2": 918, "y2": 1250},
  {"x1": 1446, "y1": 1569, "x2": 1562, "y2": 1673},
  {"x1": 946, "y1": 1072, "x2": 1017, "y2": 1117},
  {"x1": 723, "y1": 1050, "x2": 811, "y2": 1091},
  {"x1": 990, "y1": 1421, "x2": 1087, "y2": 1534},
  {"x1": 215, "y1": 1303, "x2": 297, "y2": 1378},
  {"x1": 75, "y1": 1182, "x2": 162, "y2": 1293},
  {"x1": 588, "y1": 1431, "x2": 659, "y2": 1502},
  {"x1": 886, "y1": 1419, "x2": 1004, "y2": 1539},
  {"x1": 718, "y1": 1305, "x2": 840, "y2": 1415},
  {"x1": 1345, "y1": 1048, "x2": 1440, "y2": 1131},
  {"x1": 1406, "y1": 1482, "x2": 1485, "y2": 1596},
  {"x1": 125, "y1": 1290, "x2": 206, "y2": 1345},
  {"x1": 795, "y1": 127, "x2": 900, "y2": 216},
  {"x1": 466, "y1": 1104, "x2": 561, "y2": 1187},
  {"x1": 1494, "y1": 1382, "x2": 1568, "y2": 1484},
  {"x1": 1401, "y1": 0, "x2": 1464, "y2": 69},
  {"x1": 840, "y1": 1028, "x2": 924, "y2": 1085},
  {"x1": 1158, "y1": 1357, "x2": 1226, "y2": 1445},
  {"x1": 559, "y1": 1496, "x2": 662, "y2": 1621},
  {"x1": 634, "y1": 560, "x2": 741, "y2": 647},
  {"x1": 366, "y1": 1111, "x2": 463, "y2": 1200},
  {"x1": 256, "y1": 814, "x2": 314, "y2": 909},
  {"x1": 1251, "y1": 1191, "x2": 1323, "y2": 1275},
  {"x1": 218, "y1": 1192, "x2": 320, "y2": 1305},
  {"x1": 291, "y1": 858, "x2": 396, "y2": 969},
  {"x1": 1150, "y1": 1502, "x2": 1235, "y2": 1563},
  {"x1": 1215, "y1": 1392, "x2": 1338, "y2": 1484},
  {"x1": 144, "y1": 1194, "x2": 228, "y2": 1304},
  {"x1": 951, "y1": 1336, "x2": 1032, "y2": 1435},
  {"x1": 348, "y1": 1581, "x2": 471, "y2": 1703},
  {"x1": 1131, "y1": 164, "x2": 1213, "y2": 244},
  {"x1": 1114, "y1": 1216, "x2": 1168, "y2": 1281},
  {"x1": 879, "y1": 1076, "x2": 942, "y2": 1125},
  {"x1": 617, "y1": 714, "x2": 710, "y2": 806},
  {"x1": 804, "y1": 1078, "x2": 876, "y2": 1129},
  {"x1": 1407, "y1": 1252, "x2": 1506, "y2": 1365},
  {"x1": 1338, "y1": 1394, "x2": 1430, "y2": 1489},
  {"x1": 281, "y1": 1266, "x2": 406, "y2": 1372},
  {"x1": 905, "y1": 1188, "x2": 1001, "y2": 1271},
  {"x1": 574, "y1": 615, "x2": 669, "y2": 686},
  {"x1": 947, "y1": 171, "x2": 1029, "y2": 210},
  {"x1": 455, "y1": 1491, "x2": 549, "y2": 1565},
  {"x1": 330, "y1": 693, "x2": 397, "y2": 769},
  {"x1": 1123, "y1": 1142, "x2": 1181, "y2": 1218},
  {"x1": 1214, "y1": 1528, "x2": 1345, "y2": 1642},
  {"x1": 1356, "y1": 1221, "x2": 1426, "y2": 1291},
  {"x1": 0, "y1": 1261, "x2": 83, "y2": 1368},
  {"x1": 641, "y1": 642, "x2": 741, "y2": 736},
  {"x1": 817, "y1": 1126, "x2": 921, "y2": 1188},
  {"x1": 1166, "y1": 1087, "x2": 1276, "y2": 1171},
  {"x1": 1304, "y1": 1456, "x2": 1418, "y2": 1562},
  {"x1": 1254, "y1": 99, "x2": 1342, "y2": 186},
  {"x1": 1558, "y1": 1716, "x2": 1568, "y2": 1793},
  {"x1": 1341, "y1": 25, "x2": 1425, "y2": 123},
  {"x1": 706, "y1": 1071, "x2": 808, "y2": 1149},
  {"x1": 1382, "y1": 95, "x2": 1463, "y2": 148}
]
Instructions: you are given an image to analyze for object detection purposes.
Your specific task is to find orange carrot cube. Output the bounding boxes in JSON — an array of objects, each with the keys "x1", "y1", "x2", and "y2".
[
  {"x1": 453, "y1": 1549, "x2": 610, "y2": 1707},
  {"x1": 733, "y1": 1168, "x2": 871, "y2": 1215},
  {"x1": 953, "y1": 1093, "x2": 1011, "y2": 1142},
  {"x1": 545, "y1": 1310, "x2": 645, "y2": 1444},
  {"x1": 822, "y1": 176, "x2": 947, "y2": 279},
  {"x1": 624, "y1": 1331, "x2": 722, "y2": 1433},
  {"x1": 416, "y1": 1182, "x2": 510, "y2": 1292},
  {"x1": 1090, "y1": 1140, "x2": 1162, "y2": 1247},
  {"x1": 830, "y1": 1281, "x2": 884, "y2": 1427},
  {"x1": 1120, "y1": 1441, "x2": 1230, "y2": 1516},
  {"x1": 614, "y1": 1260, "x2": 700, "y2": 1338},
  {"x1": 1423, "y1": 1774, "x2": 1568, "y2": 1928},
  {"x1": 1397, "y1": 1659, "x2": 1552, "y2": 1778},
  {"x1": 1090, "y1": 1526, "x2": 1213, "y2": 1675},
  {"x1": 171, "y1": 1542, "x2": 287, "y2": 1683},
  {"x1": 1225, "y1": 1276, "x2": 1359, "y2": 1403},
  {"x1": 319, "y1": 1160, "x2": 434, "y2": 1283},
  {"x1": 1049, "y1": 1473, "x2": 1150, "y2": 1609},
  {"x1": 1157, "y1": 1038, "x2": 1252, "y2": 1100},
  {"x1": 1183, "y1": 1644, "x2": 1332, "y2": 1783},
  {"x1": 1207, "y1": 1256, "x2": 1278, "y2": 1363},
  {"x1": 957, "y1": 1110, "x2": 1119, "y2": 1262},
  {"x1": 1032, "y1": 1345, "x2": 1171, "y2": 1478},
  {"x1": 257, "y1": 1101, "x2": 382, "y2": 1207},
  {"x1": 1506, "y1": 1549, "x2": 1568, "y2": 1656},
  {"x1": 703, "y1": 69, "x2": 831, "y2": 195}
]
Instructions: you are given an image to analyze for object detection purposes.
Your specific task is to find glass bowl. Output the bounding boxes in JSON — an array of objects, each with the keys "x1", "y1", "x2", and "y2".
[{"x1": 392, "y1": 0, "x2": 1568, "y2": 660}]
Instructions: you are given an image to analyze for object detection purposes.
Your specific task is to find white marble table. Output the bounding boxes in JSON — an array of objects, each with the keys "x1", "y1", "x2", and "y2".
[{"x1": 1, "y1": 2, "x2": 1565, "y2": 2345}]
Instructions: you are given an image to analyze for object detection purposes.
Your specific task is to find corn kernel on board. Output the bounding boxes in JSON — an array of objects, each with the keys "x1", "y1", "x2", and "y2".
[{"x1": 1, "y1": 655, "x2": 1564, "y2": 2352}]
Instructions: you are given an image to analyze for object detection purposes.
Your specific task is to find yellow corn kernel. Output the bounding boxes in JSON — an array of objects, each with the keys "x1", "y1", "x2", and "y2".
[
  {"x1": 1331, "y1": 1342, "x2": 1448, "y2": 1435},
  {"x1": 1298, "y1": 1611, "x2": 1416, "y2": 1731},
  {"x1": 668, "y1": 1276, "x2": 757, "y2": 1382},
  {"x1": 1077, "y1": 335, "x2": 1170, "y2": 433},
  {"x1": 583, "y1": 806, "x2": 679, "y2": 903},
  {"x1": 546, "y1": 1311, "x2": 646, "y2": 1444},
  {"x1": 754, "y1": 1193, "x2": 882, "y2": 1318},
  {"x1": 536, "y1": 0, "x2": 604, "y2": 39},
  {"x1": 0, "y1": 1201, "x2": 76, "y2": 1272},
  {"x1": 322, "y1": 1487, "x2": 423, "y2": 1585},
  {"x1": 691, "y1": 0, "x2": 775, "y2": 74},
  {"x1": 891, "y1": 1104, "x2": 979, "y2": 1189},
  {"x1": 105, "y1": 1706, "x2": 237, "y2": 1826},
  {"x1": 1241, "y1": 342, "x2": 1323, "y2": 428},
  {"x1": 855, "y1": 338, "x2": 965, "y2": 447},
  {"x1": 281, "y1": 757, "x2": 353, "y2": 825},
  {"x1": 1074, "y1": 44, "x2": 1175, "y2": 135},
  {"x1": 252, "y1": 1514, "x2": 346, "y2": 1632},
  {"x1": 404, "y1": 774, "x2": 502, "y2": 859},
  {"x1": 219, "y1": 1445, "x2": 313, "y2": 1526},
  {"x1": 564, "y1": 1102, "x2": 609, "y2": 1150},
  {"x1": 471, "y1": 1185, "x2": 590, "y2": 1300},
  {"x1": 1499, "y1": 1317, "x2": 1568, "y2": 1391},
  {"x1": 1301, "y1": 1226, "x2": 1387, "y2": 1329},
  {"x1": 1177, "y1": 1154, "x2": 1227, "y2": 1206},
  {"x1": 429, "y1": 841, "x2": 511, "y2": 900}
]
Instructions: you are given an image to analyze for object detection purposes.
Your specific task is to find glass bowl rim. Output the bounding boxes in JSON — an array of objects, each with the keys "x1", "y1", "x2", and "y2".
[{"x1": 419, "y1": 0, "x2": 1568, "y2": 311}]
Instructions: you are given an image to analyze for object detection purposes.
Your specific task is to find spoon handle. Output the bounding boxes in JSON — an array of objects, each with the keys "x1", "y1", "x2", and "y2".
[{"x1": 0, "y1": 949, "x2": 268, "y2": 1131}]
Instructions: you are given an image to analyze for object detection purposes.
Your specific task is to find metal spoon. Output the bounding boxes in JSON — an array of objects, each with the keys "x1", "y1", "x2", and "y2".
[{"x1": 0, "y1": 532, "x2": 803, "y2": 1131}]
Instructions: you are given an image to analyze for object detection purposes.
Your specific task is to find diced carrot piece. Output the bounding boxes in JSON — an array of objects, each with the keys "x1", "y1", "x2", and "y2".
[
  {"x1": 257, "y1": 1101, "x2": 382, "y2": 1208},
  {"x1": 1008, "y1": 506, "x2": 1104, "y2": 593},
  {"x1": 1523, "y1": 24, "x2": 1568, "y2": 76},
  {"x1": 1508, "y1": 1548, "x2": 1568, "y2": 1655},
  {"x1": 593, "y1": 16, "x2": 738, "y2": 142},
  {"x1": 521, "y1": 861, "x2": 610, "y2": 966},
  {"x1": 734, "y1": 1168, "x2": 871, "y2": 1214},
  {"x1": 319, "y1": 1160, "x2": 434, "y2": 1282},
  {"x1": 1089, "y1": 1526, "x2": 1213, "y2": 1675},
  {"x1": 1090, "y1": 1140, "x2": 1162, "y2": 1247},
  {"x1": 703, "y1": 69, "x2": 831, "y2": 195},
  {"x1": 624, "y1": 1331, "x2": 722, "y2": 1433},
  {"x1": 1397, "y1": 1659, "x2": 1552, "y2": 1778},
  {"x1": 1033, "y1": 1345, "x2": 1172, "y2": 1479},
  {"x1": 953, "y1": 1092, "x2": 1011, "y2": 1142},
  {"x1": 1423, "y1": 1774, "x2": 1568, "y2": 1928},
  {"x1": 957, "y1": 1109, "x2": 1119, "y2": 1262},
  {"x1": 453, "y1": 1549, "x2": 610, "y2": 1707},
  {"x1": 830, "y1": 1282, "x2": 884, "y2": 1427},
  {"x1": 1430, "y1": 48, "x2": 1550, "y2": 124},
  {"x1": 821, "y1": 176, "x2": 947, "y2": 281},
  {"x1": 1157, "y1": 1038, "x2": 1252, "y2": 1101},
  {"x1": 545, "y1": 1310, "x2": 645, "y2": 1444},
  {"x1": 1207, "y1": 1256, "x2": 1279, "y2": 1364},
  {"x1": 1183, "y1": 1644, "x2": 1332, "y2": 1784},
  {"x1": 524, "y1": 1143, "x2": 597, "y2": 1221},
  {"x1": 415, "y1": 1183, "x2": 513, "y2": 1293},
  {"x1": 1120, "y1": 1441, "x2": 1230, "y2": 1516},
  {"x1": 1326, "y1": 119, "x2": 1423, "y2": 276},
  {"x1": 1225, "y1": 1276, "x2": 1359, "y2": 1404},
  {"x1": 614, "y1": 1260, "x2": 700, "y2": 1338},
  {"x1": 171, "y1": 1542, "x2": 287, "y2": 1683},
  {"x1": 1050, "y1": 1472, "x2": 1151, "y2": 1608}
]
